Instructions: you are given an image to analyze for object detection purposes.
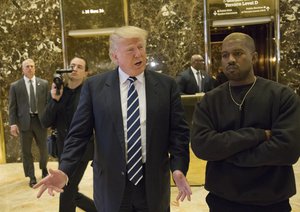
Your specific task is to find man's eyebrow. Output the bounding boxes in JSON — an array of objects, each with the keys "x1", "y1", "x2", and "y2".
[
  {"x1": 221, "y1": 49, "x2": 245, "y2": 53},
  {"x1": 232, "y1": 49, "x2": 245, "y2": 52}
]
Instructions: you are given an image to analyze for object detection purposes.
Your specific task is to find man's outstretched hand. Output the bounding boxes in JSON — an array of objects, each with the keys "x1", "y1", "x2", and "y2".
[{"x1": 33, "y1": 168, "x2": 68, "y2": 198}]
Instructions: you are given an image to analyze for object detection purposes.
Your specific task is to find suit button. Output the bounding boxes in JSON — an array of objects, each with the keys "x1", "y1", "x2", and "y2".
[{"x1": 121, "y1": 171, "x2": 125, "y2": 176}]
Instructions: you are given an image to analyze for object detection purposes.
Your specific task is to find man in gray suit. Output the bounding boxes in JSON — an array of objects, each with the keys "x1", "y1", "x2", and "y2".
[
  {"x1": 9, "y1": 58, "x2": 49, "y2": 188},
  {"x1": 34, "y1": 26, "x2": 192, "y2": 212}
]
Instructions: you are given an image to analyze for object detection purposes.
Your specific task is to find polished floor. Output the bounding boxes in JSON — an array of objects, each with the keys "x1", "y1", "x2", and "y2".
[{"x1": 0, "y1": 159, "x2": 299, "y2": 212}]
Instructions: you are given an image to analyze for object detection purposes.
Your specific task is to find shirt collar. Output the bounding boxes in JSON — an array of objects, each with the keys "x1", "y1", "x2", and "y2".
[
  {"x1": 191, "y1": 66, "x2": 199, "y2": 74},
  {"x1": 118, "y1": 67, "x2": 145, "y2": 84},
  {"x1": 24, "y1": 75, "x2": 36, "y2": 83}
]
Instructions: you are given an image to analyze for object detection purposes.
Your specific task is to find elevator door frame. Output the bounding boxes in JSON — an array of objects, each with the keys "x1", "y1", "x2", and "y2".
[
  {"x1": 210, "y1": 22, "x2": 275, "y2": 80},
  {"x1": 203, "y1": 0, "x2": 280, "y2": 82}
]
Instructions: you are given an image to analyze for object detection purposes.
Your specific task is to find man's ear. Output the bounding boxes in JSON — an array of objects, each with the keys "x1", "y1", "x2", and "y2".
[
  {"x1": 251, "y1": 51, "x2": 258, "y2": 64},
  {"x1": 110, "y1": 52, "x2": 118, "y2": 64}
]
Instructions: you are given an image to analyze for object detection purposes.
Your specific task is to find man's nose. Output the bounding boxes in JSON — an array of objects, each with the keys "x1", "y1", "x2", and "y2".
[
  {"x1": 72, "y1": 65, "x2": 79, "y2": 71},
  {"x1": 134, "y1": 48, "x2": 142, "y2": 57},
  {"x1": 226, "y1": 54, "x2": 237, "y2": 65},
  {"x1": 228, "y1": 54, "x2": 236, "y2": 64},
  {"x1": 228, "y1": 53, "x2": 236, "y2": 62}
]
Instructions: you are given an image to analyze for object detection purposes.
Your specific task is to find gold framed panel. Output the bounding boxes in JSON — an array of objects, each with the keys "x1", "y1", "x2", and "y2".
[{"x1": 59, "y1": 0, "x2": 128, "y2": 70}]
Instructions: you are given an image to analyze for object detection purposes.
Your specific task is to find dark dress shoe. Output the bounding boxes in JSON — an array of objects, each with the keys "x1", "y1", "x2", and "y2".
[
  {"x1": 29, "y1": 177, "x2": 37, "y2": 188},
  {"x1": 42, "y1": 169, "x2": 48, "y2": 178}
]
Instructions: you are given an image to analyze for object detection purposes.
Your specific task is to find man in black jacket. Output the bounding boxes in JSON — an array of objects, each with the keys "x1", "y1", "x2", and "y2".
[
  {"x1": 192, "y1": 32, "x2": 300, "y2": 211},
  {"x1": 41, "y1": 56, "x2": 96, "y2": 212}
]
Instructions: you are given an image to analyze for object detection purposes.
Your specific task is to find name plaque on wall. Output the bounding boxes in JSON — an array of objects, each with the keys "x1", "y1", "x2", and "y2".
[{"x1": 209, "y1": 0, "x2": 274, "y2": 20}]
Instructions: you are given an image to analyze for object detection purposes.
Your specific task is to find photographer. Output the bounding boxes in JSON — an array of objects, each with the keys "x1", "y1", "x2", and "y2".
[{"x1": 41, "y1": 56, "x2": 96, "y2": 212}]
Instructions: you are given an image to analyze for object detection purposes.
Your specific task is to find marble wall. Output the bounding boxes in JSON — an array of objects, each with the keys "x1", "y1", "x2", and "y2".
[
  {"x1": 129, "y1": 0, "x2": 205, "y2": 75},
  {"x1": 0, "y1": 0, "x2": 62, "y2": 162},
  {"x1": 0, "y1": 0, "x2": 299, "y2": 162},
  {"x1": 279, "y1": 0, "x2": 300, "y2": 95}
]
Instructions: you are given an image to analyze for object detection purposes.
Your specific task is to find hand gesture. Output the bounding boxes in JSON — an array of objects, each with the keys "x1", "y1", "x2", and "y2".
[
  {"x1": 33, "y1": 169, "x2": 68, "y2": 198},
  {"x1": 172, "y1": 170, "x2": 192, "y2": 201}
]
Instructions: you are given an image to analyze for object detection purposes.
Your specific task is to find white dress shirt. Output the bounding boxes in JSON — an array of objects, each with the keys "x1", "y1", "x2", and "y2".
[
  {"x1": 191, "y1": 66, "x2": 203, "y2": 85},
  {"x1": 119, "y1": 68, "x2": 147, "y2": 163}
]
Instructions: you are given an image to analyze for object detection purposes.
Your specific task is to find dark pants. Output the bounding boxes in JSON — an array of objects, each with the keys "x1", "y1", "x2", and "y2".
[
  {"x1": 119, "y1": 169, "x2": 148, "y2": 212},
  {"x1": 20, "y1": 115, "x2": 48, "y2": 178},
  {"x1": 206, "y1": 192, "x2": 291, "y2": 212},
  {"x1": 59, "y1": 160, "x2": 97, "y2": 212}
]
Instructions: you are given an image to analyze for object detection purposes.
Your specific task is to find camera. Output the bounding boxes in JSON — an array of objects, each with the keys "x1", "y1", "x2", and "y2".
[{"x1": 53, "y1": 68, "x2": 73, "y2": 95}]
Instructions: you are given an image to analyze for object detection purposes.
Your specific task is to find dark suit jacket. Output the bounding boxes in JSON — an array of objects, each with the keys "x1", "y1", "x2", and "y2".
[
  {"x1": 59, "y1": 68, "x2": 190, "y2": 212},
  {"x1": 9, "y1": 77, "x2": 48, "y2": 130},
  {"x1": 176, "y1": 67, "x2": 215, "y2": 94}
]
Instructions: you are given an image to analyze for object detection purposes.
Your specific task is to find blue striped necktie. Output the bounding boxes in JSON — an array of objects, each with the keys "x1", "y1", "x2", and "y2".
[{"x1": 126, "y1": 76, "x2": 143, "y2": 185}]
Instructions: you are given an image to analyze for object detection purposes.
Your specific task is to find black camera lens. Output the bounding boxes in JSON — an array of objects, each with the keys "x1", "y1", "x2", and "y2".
[
  {"x1": 53, "y1": 73, "x2": 63, "y2": 95},
  {"x1": 53, "y1": 68, "x2": 73, "y2": 96}
]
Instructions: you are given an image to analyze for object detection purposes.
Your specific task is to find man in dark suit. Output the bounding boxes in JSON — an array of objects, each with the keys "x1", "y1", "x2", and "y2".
[
  {"x1": 176, "y1": 54, "x2": 215, "y2": 94},
  {"x1": 9, "y1": 58, "x2": 49, "y2": 188},
  {"x1": 34, "y1": 26, "x2": 192, "y2": 212}
]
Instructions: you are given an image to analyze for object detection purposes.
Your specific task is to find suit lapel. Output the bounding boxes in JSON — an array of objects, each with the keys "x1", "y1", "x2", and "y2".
[
  {"x1": 35, "y1": 78, "x2": 41, "y2": 107},
  {"x1": 201, "y1": 72, "x2": 208, "y2": 91},
  {"x1": 105, "y1": 69, "x2": 125, "y2": 152},
  {"x1": 188, "y1": 68, "x2": 198, "y2": 86},
  {"x1": 18, "y1": 78, "x2": 30, "y2": 105},
  {"x1": 144, "y1": 70, "x2": 159, "y2": 152}
]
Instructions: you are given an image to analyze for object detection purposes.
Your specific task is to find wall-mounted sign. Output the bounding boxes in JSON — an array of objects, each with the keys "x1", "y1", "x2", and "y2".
[
  {"x1": 62, "y1": 0, "x2": 127, "y2": 30},
  {"x1": 209, "y1": 0, "x2": 274, "y2": 20}
]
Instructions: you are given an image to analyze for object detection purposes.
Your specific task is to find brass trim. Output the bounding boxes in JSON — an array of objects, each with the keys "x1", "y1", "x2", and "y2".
[
  {"x1": 59, "y1": 0, "x2": 68, "y2": 68},
  {"x1": 274, "y1": 0, "x2": 280, "y2": 82},
  {"x1": 212, "y1": 16, "x2": 272, "y2": 27},
  {"x1": 123, "y1": 0, "x2": 129, "y2": 26},
  {"x1": 68, "y1": 28, "x2": 117, "y2": 37},
  {"x1": 203, "y1": 0, "x2": 211, "y2": 74},
  {"x1": 0, "y1": 110, "x2": 6, "y2": 164}
]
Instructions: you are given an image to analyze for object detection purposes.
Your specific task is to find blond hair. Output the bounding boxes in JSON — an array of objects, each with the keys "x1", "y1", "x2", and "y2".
[{"x1": 109, "y1": 26, "x2": 148, "y2": 61}]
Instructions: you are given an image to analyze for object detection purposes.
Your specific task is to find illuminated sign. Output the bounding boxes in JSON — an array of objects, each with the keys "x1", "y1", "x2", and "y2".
[
  {"x1": 62, "y1": 0, "x2": 126, "y2": 30},
  {"x1": 82, "y1": 9, "x2": 105, "y2": 15},
  {"x1": 209, "y1": 0, "x2": 274, "y2": 20}
]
